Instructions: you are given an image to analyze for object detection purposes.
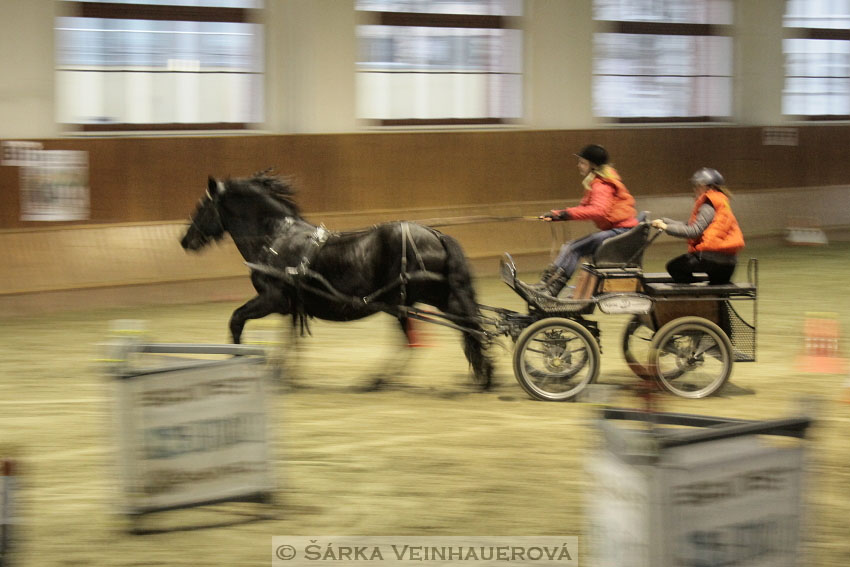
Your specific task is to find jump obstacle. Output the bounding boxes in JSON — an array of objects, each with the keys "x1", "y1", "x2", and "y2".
[
  {"x1": 784, "y1": 216, "x2": 828, "y2": 246},
  {"x1": 104, "y1": 326, "x2": 277, "y2": 533},
  {"x1": 0, "y1": 459, "x2": 15, "y2": 567}
]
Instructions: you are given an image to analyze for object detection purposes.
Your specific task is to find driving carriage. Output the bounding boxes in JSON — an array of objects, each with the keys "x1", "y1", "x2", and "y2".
[
  {"x1": 488, "y1": 218, "x2": 758, "y2": 401},
  {"x1": 181, "y1": 172, "x2": 757, "y2": 401}
]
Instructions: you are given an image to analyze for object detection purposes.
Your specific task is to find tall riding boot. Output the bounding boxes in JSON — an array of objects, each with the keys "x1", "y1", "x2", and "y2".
[
  {"x1": 544, "y1": 268, "x2": 569, "y2": 297},
  {"x1": 528, "y1": 264, "x2": 559, "y2": 291}
]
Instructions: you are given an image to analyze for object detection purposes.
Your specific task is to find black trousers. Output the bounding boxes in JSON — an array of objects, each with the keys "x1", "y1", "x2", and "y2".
[{"x1": 666, "y1": 251, "x2": 737, "y2": 285}]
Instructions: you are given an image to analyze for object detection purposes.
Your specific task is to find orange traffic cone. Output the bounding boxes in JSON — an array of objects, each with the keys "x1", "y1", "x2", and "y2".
[
  {"x1": 404, "y1": 319, "x2": 432, "y2": 348},
  {"x1": 795, "y1": 313, "x2": 847, "y2": 374}
]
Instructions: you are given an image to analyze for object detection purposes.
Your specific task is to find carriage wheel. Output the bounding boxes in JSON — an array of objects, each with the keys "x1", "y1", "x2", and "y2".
[
  {"x1": 512, "y1": 318, "x2": 600, "y2": 401},
  {"x1": 621, "y1": 315, "x2": 655, "y2": 379},
  {"x1": 647, "y1": 316, "x2": 733, "y2": 399}
]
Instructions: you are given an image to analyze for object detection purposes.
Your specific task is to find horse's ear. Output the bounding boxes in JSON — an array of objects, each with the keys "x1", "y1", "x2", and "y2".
[
  {"x1": 207, "y1": 176, "x2": 217, "y2": 198},
  {"x1": 207, "y1": 176, "x2": 225, "y2": 199}
]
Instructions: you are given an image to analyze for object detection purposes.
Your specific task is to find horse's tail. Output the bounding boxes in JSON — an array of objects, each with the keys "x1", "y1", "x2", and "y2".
[
  {"x1": 438, "y1": 232, "x2": 494, "y2": 388},
  {"x1": 438, "y1": 233, "x2": 477, "y2": 304}
]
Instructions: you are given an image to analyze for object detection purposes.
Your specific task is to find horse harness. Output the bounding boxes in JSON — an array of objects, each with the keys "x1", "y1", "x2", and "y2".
[
  {"x1": 252, "y1": 220, "x2": 472, "y2": 326},
  {"x1": 265, "y1": 216, "x2": 331, "y2": 278}
]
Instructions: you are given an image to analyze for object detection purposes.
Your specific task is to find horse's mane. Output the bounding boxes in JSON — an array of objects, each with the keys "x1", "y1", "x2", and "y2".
[{"x1": 234, "y1": 169, "x2": 302, "y2": 218}]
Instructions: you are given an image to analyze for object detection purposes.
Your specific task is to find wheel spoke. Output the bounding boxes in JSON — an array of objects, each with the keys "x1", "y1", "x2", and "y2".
[
  {"x1": 513, "y1": 318, "x2": 600, "y2": 401},
  {"x1": 701, "y1": 344, "x2": 723, "y2": 360},
  {"x1": 649, "y1": 318, "x2": 733, "y2": 399},
  {"x1": 660, "y1": 340, "x2": 684, "y2": 357}
]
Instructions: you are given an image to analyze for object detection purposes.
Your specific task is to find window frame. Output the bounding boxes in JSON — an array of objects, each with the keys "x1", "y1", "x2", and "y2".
[
  {"x1": 355, "y1": 8, "x2": 522, "y2": 127},
  {"x1": 56, "y1": 1, "x2": 262, "y2": 132},
  {"x1": 784, "y1": 26, "x2": 850, "y2": 121},
  {"x1": 593, "y1": 19, "x2": 734, "y2": 123}
]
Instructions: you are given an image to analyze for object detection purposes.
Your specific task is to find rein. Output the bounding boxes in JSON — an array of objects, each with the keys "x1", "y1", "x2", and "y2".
[
  {"x1": 414, "y1": 214, "x2": 540, "y2": 227},
  {"x1": 247, "y1": 220, "x2": 488, "y2": 338},
  {"x1": 245, "y1": 260, "x2": 487, "y2": 339}
]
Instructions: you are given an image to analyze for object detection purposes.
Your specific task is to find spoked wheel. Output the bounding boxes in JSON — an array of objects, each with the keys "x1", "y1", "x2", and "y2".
[
  {"x1": 513, "y1": 317, "x2": 600, "y2": 401},
  {"x1": 621, "y1": 315, "x2": 655, "y2": 379},
  {"x1": 647, "y1": 316, "x2": 733, "y2": 399}
]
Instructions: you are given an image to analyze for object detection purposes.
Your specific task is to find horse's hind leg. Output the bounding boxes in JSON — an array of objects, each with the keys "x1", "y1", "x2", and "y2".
[
  {"x1": 462, "y1": 329, "x2": 494, "y2": 390},
  {"x1": 444, "y1": 296, "x2": 493, "y2": 390},
  {"x1": 229, "y1": 294, "x2": 276, "y2": 344},
  {"x1": 437, "y1": 234, "x2": 494, "y2": 389},
  {"x1": 358, "y1": 316, "x2": 416, "y2": 391}
]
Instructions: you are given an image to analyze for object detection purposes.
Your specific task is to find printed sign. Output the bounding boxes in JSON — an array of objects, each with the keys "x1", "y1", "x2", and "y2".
[
  {"x1": 597, "y1": 293, "x2": 652, "y2": 315},
  {"x1": 662, "y1": 437, "x2": 805, "y2": 567},
  {"x1": 1, "y1": 140, "x2": 43, "y2": 166},
  {"x1": 20, "y1": 150, "x2": 90, "y2": 221},
  {"x1": 115, "y1": 357, "x2": 274, "y2": 514}
]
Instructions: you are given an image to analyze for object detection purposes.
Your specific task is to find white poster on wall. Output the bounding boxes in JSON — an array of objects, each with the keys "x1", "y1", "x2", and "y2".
[
  {"x1": 19, "y1": 149, "x2": 90, "y2": 221},
  {"x1": 3, "y1": 141, "x2": 90, "y2": 222},
  {"x1": 115, "y1": 357, "x2": 274, "y2": 514}
]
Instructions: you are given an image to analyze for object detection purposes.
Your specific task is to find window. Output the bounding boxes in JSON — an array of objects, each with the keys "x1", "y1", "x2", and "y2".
[
  {"x1": 55, "y1": 0, "x2": 263, "y2": 131},
  {"x1": 356, "y1": 0, "x2": 522, "y2": 126},
  {"x1": 593, "y1": 0, "x2": 733, "y2": 122},
  {"x1": 784, "y1": 0, "x2": 850, "y2": 118}
]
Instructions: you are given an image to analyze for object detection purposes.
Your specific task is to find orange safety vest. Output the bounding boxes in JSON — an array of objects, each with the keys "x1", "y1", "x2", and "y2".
[{"x1": 688, "y1": 190, "x2": 745, "y2": 254}]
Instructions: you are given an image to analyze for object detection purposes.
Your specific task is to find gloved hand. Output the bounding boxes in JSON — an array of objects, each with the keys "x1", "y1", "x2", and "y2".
[
  {"x1": 651, "y1": 219, "x2": 667, "y2": 231},
  {"x1": 540, "y1": 210, "x2": 571, "y2": 221}
]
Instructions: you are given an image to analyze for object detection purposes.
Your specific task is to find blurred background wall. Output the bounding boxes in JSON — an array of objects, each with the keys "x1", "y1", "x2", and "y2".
[{"x1": 1, "y1": 0, "x2": 848, "y2": 314}]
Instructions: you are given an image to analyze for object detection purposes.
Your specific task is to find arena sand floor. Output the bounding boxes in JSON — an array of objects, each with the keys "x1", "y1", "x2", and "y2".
[{"x1": 0, "y1": 240, "x2": 848, "y2": 566}]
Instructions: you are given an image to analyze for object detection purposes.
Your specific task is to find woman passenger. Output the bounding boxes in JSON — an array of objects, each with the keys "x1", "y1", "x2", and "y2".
[{"x1": 650, "y1": 167, "x2": 744, "y2": 285}]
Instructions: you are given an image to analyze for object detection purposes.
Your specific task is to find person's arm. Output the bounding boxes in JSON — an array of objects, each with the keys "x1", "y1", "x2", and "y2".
[
  {"x1": 662, "y1": 203, "x2": 715, "y2": 239},
  {"x1": 562, "y1": 182, "x2": 614, "y2": 222}
]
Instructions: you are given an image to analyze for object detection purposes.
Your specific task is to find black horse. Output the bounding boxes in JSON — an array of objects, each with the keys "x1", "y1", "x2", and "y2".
[{"x1": 180, "y1": 171, "x2": 494, "y2": 388}]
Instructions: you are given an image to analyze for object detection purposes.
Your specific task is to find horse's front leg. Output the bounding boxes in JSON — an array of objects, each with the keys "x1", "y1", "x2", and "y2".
[{"x1": 229, "y1": 294, "x2": 277, "y2": 344}]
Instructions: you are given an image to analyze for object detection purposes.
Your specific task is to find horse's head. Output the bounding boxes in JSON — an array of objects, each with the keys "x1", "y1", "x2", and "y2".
[
  {"x1": 181, "y1": 171, "x2": 303, "y2": 252},
  {"x1": 180, "y1": 177, "x2": 227, "y2": 251}
]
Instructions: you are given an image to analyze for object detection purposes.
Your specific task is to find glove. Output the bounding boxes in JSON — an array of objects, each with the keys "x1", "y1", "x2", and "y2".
[{"x1": 540, "y1": 209, "x2": 571, "y2": 221}]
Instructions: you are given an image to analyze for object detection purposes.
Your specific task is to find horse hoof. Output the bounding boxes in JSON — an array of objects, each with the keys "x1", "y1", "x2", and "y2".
[
  {"x1": 471, "y1": 371, "x2": 494, "y2": 391},
  {"x1": 356, "y1": 377, "x2": 385, "y2": 392}
]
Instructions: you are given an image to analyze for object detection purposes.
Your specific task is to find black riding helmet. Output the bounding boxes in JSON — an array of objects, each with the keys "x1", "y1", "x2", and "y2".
[{"x1": 575, "y1": 144, "x2": 608, "y2": 167}]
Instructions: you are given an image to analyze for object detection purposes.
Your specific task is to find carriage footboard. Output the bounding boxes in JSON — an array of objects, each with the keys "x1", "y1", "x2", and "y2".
[{"x1": 500, "y1": 253, "x2": 595, "y2": 315}]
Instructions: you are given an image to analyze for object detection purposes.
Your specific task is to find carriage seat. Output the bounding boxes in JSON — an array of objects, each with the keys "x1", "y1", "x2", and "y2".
[
  {"x1": 643, "y1": 281, "x2": 757, "y2": 298},
  {"x1": 642, "y1": 272, "x2": 709, "y2": 284},
  {"x1": 591, "y1": 212, "x2": 651, "y2": 269}
]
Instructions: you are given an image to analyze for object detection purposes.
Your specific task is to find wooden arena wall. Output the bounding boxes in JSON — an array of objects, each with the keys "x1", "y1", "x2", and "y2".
[
  {"x1": 4, "y1": 126, "x2": 850, "y2": 229},
  {"x1": 1, "y1": 126, "x2": 849, "y2": 309}
]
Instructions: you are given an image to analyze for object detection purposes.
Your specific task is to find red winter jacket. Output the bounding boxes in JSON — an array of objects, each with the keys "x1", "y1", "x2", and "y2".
[{"x1": 551, "y1": 168, "x2": 638, "y2": 230}]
